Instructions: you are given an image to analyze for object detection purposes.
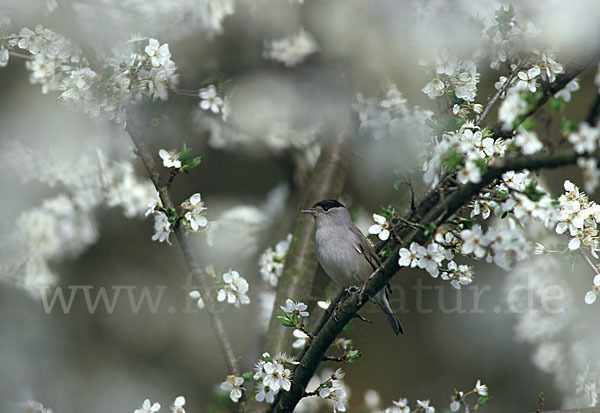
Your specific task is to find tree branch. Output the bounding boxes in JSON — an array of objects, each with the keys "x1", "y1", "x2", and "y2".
[{"x1": 126, "y1": 110, "x2": 243, "y2": 380}]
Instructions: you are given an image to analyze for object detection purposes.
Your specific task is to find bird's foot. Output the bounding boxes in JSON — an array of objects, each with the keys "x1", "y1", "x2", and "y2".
[
  {"x1": 333, "y1": 287, "x2": 356, "y2": 321},
  {"x1": 353, "y1": 312, "x2": 373, "y2": 324}
]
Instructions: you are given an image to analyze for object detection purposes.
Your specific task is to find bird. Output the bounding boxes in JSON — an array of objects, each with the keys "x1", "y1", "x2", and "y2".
[{"x1": 302, "y1": 199, "x2": 403, "y2": 335}]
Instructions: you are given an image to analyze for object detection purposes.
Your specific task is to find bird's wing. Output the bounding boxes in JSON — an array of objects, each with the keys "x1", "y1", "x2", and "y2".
[
  {"x1": 350, "y1": 225, "x2": 382, "y2": 271},
  {"x1": 350, "y1": 225, "x2": 393, "y2": 293}
]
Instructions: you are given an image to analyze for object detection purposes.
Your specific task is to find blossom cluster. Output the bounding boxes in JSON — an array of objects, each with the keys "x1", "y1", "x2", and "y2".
[
  {"x1": 149, "y1": 192, "x2": 209, "y2": 245},
  {"x1": 259, "y1": 234, "x2": 293, "y2": 286},
  {"x1": 310, "y1": 369, "x2": 348, "y2": 413},
  {"x1": 354, "y1": 81, "x2": 432, "y2": 145},
  {"x1": 470, "y1": 171, "x2": 556, "y2": 227},
  {"x1": 423, "y1": 122, "x2": 506, "y2": 187},
  {"x1": 359, "y1": 378, "x2": 488, "y2": 412},
  {"x1": 567, "y1": 123, "x2": 600, "y2": 192},
  {"x1": 460, "y1": 224, "x2": 530, "y2": 270},
  {"x1": 264, "y1": 28, "x2": 318, "y2": 67},
  {"x1": 398, "y1": 238, "x2": 474, "y2": 289},
  {"x1": 252, "y1": 352, "x2": 299, "y2": 404},
  {"x1": 0, "y1": 142, "x2": 157, "y2": 291},
  {"x1": 1, "y1": 22, "x2": 178, "y2": 124},
  {"x1": 421, "y1": 49, "x2": 481, "y2": 105},
  {"x1": 217, "y1": 270, "x2": 250, "y2": 307}
]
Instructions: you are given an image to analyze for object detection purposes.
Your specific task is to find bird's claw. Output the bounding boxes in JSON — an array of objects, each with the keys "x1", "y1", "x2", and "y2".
[
  {"x1": 353, "y1": 312, "x2": 373, "y2": 324},
  {"x1": 333, "y1": 287, "x2": 353, "y2": 321}
]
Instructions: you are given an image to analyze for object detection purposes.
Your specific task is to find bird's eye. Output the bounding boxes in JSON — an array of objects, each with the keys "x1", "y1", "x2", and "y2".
[{"x1": 322, "y1": 206, "x2": 329, "y2": 212}]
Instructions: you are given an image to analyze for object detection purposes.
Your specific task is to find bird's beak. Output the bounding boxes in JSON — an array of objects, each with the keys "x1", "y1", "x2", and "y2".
[{"x1": 301, "y1": 208, "x2": 316, "y2": 215}]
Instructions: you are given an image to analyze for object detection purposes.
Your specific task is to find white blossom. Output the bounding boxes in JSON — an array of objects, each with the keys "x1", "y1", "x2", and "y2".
[
  {"x1": 417, "y1": 242, "x2": 445, "y2": 277},
  {"x1": 182, "y1": 193, "x2": 208, "y2": 231},
  {"x1": 540, "y1": 54, "x2": 563, "y2": 83},
  {"x1": 259, "y1": 234, "x2": 292, "y2": 286},
  {"x1": 220, "y1": 375, "x2": 244, "y2": 403},
  {"x1": 368, "y1": 213, "x2": 391, "y2": 240},
  {"x1": 255, "y1": 382, "x2": 276, "y2": 403},
  {"x1": 188, "y1": 290, "x2": 205, "y2": 310},
  {"x1": 514, "y1": 129, "x2": 543, "y2": 155},
  {"x1": 145, "y1": 38, "x2": 171, "y2": 67},
  {"x1": 568, "y1": 123, "x2": 600, "y2": 154},
  {"x1": 387, "y1": 398, "x2": 410, "y2": 413},
  {"x1": 135, "y1": 399, "x2": 161, "y2": 413},
  {"x1": 578, "y1": 158, "x2": 600, "y2": 194},
  {"x1": 280, "y1": 299, "x2": 309, "y2": 317},
  {"x1": 398, "y1": 242, "x2": 422, "y2": 267},
  {"x1": 498, "y1": 89, "x2": 527, "y2": 130},
  {"x1": 584, "y1": 274, "x2": 600, "y2": 304},
  {"x1": 474, "y1": 379, "x2": 488, "y2": 396},
  {"x1": 460, "y1": 225, "x2": 489, "y2": 258},
  {"x1": 151, "y1": 211, "x2": 172, "y2": 245},
  {"x1": 159, "y1": 149, "x2": 182, "y2": 169},
  {"x1": 517, "y1": 65, "x2": 541, "y2": 93},
  {"x1": 416, "y1": 399, "x2": 435, "y2": 413},
  {"x1": 554, "y1": 77, "x2": 580, "y2": 102},
  {"x1": 262, "y1": 361, "x2": 292, "y2": 393},
  {"x1": 457, "y1": 160, "x2": 481, "y2": 184},
  {"x1": 292, "y1": 329, "x2": 309, "y2": 349},
  {"x1": 422, "y1": 78, "x2": 445, "y2": 99},
  {"x1": 170, "y1": 396, "x2": 185, "y2": 413},
  {"x1": 199, "y1": 85, "x2": 224, "y2": 114},
  {"x1": 217, "y1": 270, "x2": 250, "y2": 307},
  {"x1": 319, "y1": 379, "x2": 348, "y2": 412}
]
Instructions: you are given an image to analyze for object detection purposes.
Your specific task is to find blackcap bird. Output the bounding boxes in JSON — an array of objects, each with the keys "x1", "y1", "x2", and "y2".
[{"x1": 302, "y1": 199, "x2": 403, "y2": 335}]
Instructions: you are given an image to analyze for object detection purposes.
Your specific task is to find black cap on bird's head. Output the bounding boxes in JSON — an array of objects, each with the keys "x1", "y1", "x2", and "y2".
[
  {"x1": 301, "y1": 199, "x2": 345, "y2": 215},
  {"x1": 313, "y1": 199, "x2": 345, "y2": 211}
]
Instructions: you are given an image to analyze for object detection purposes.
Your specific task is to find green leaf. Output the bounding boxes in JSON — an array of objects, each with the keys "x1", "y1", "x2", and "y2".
[
  {"x1": 242, "y1": 372, "x2": 254, "y2": 381},
  {"x1": 474, "y1": 158, "x2": 488, "y2": 175},
  {"x1": 442, "y1": 148, "x2": 465, "y2": 174},
  {"x1": 549, "y1": 97, "x2": 566, "y2": 113},
  {"x1": 521, "y1": 117, "x2": 536, "y2": 131},
  {"x1": 423, "y1": 222, "x2": 437, "y2": 236},
  {"x1": 524, "y1": 179, "x2": 545, "y2": 202},
  {"x1": 342, "y1": 321, "x2": 355, "y2": 332},
  {"x1": 346, "y1": 349, "x2": 362, "y2": 363},
  {"x1": 460, "y1": 217, "x2": 475, "y2": 229},
  {"x1": 561, "y1": 118, "x2": 578, "y2": 135},
  {"x1": 277, "y1": 315, "x2": 296, "y2": 328},
  {"x1": 166, "y1": 207, "x2": 178, "y2": 223},
  {"x1": 477, "y1": 395, "x2": 491, "y2": 406}
]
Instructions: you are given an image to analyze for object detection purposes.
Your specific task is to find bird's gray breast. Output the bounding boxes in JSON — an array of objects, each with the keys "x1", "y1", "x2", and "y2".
[{"x1": 314, "y1": 224, "x2": 370, "y2": 287}]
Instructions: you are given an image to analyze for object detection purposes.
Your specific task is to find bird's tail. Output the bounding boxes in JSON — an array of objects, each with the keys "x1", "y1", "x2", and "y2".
[{"x1": 375, "y1": 291, "x2": 404, "y2": 335}]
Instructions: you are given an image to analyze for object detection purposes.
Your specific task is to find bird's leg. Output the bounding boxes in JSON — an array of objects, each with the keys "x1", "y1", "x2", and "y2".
[
  {"x1": 357, "y1": 268, "x2": 379, "y2": 306},
  {"x1": 332, "y1": 287, "x2": 354, "y2": 321}
]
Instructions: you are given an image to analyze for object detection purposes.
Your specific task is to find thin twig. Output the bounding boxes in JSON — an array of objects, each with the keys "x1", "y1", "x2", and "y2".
[
  {"x1": 8, "y1": 50, "x2": 33, "y2": 60},
  {"x1": 476, "y1": 66, "x2": 521, "y2": 126}
]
